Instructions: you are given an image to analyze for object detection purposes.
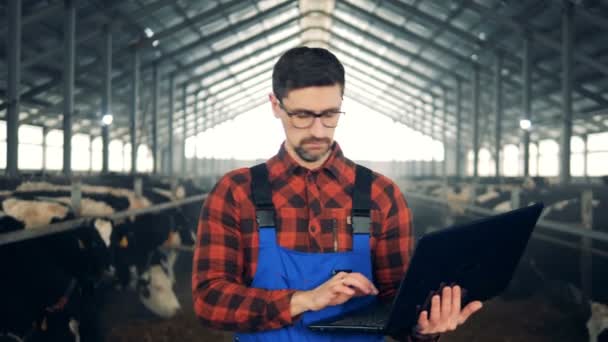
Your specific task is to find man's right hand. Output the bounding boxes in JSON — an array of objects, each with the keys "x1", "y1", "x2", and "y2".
[{"x1": 290, "y1": 272, "x2": 378, "y2": 317}]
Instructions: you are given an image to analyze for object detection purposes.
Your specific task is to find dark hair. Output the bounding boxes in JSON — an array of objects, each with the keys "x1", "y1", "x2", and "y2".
[{"x1": 272, "y1": 47, "x2": 345, "y2": 101}]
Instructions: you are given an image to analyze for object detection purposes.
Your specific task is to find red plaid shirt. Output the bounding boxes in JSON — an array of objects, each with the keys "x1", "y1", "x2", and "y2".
[{"x1": 193, "y1": 142, "x2": 424, "y2": 339}]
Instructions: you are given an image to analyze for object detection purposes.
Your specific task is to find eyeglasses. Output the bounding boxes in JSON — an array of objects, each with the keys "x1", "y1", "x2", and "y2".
[{"x1": 278, "y1": 101, "x2": 345, "y2": 129}]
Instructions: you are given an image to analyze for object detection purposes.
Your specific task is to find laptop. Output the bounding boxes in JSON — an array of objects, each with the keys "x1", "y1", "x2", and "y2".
[{"x1": 308, "y1": 202, "x2": 544, "y2": 337}]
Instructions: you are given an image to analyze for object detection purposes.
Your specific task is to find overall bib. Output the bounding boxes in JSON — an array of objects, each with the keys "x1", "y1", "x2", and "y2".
[{"x1": 235, "y1": 164, "x2": 384, "y2": 342}]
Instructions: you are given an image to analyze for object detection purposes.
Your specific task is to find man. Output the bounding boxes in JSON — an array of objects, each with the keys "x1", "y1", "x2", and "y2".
[{"x1": 192, "y1": 47, "x2": 482, "y2": 341}]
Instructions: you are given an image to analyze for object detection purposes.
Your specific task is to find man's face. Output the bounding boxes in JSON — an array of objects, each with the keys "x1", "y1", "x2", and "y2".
[{"x1": 270, "y1": 84, "x2": 343, "y2": 164}]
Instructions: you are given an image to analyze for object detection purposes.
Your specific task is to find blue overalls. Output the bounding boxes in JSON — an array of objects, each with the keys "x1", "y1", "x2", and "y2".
[{"x1": 235, "y1": 163, "x2": 384, "y2": 342}]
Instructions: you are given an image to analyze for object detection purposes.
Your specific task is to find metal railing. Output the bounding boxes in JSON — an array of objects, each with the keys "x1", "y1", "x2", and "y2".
[
  {"x1": 405, "y1": 188, "x2": 607, "y2": 298},
  {"x1": 0, "y1": 194, "x2": 207, "y2": 247},
  {"x1": 405, "y1": 191, "x2": 608, "y2": 244}
]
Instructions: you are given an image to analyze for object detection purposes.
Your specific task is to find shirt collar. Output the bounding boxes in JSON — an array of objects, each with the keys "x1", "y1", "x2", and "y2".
[{"x1": 271, "y1": 141, "x2": 351, "y2": 184}]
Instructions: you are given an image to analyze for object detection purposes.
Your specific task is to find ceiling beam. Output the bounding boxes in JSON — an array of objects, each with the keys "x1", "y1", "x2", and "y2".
[{"x1": 465, "y1": 0, "x2": 608, "y2": 76}]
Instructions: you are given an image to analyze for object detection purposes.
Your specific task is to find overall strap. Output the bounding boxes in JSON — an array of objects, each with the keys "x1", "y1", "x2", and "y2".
[
  {"x1": 352, "y1": 164, "x2": 373, "y2": 234},
  {"x1": 250, "y1": 163, "x2": 275, "y2": 228}
]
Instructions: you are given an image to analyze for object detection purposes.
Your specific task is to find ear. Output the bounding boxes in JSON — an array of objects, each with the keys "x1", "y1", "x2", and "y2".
[
  {"x1": 269, "y1": 92, "x2": 281, "y2": 119},
  {"x1": 94, "y1": 218, "x2": 113, "y2": 247}
]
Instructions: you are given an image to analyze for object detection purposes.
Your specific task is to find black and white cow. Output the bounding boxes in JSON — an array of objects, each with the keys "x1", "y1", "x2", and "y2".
[
  {"x1": 0, "y1": 200, "x2": 112, "y2": 342},
  {"x1": 1, "y1": 239, "x2": 83, "y2": 342},
  {"x1": 587, "y1": 301, "x2": 608, "y2": 342},
  {"x1": 109, "y1": 220, "x2": 181, "y2": 318},
  {"x1": 135, "y1": 249, "x2": 181, "y2": 319},
  {"x1": 13, "y1": 180, "x2": 182, "y2": 319},
  {"x1": 84, "y1": 173, "x2": 206, "y2": 246},
  {"x1": 169, "y1": 178, "x2": 207, "y2": 246}
]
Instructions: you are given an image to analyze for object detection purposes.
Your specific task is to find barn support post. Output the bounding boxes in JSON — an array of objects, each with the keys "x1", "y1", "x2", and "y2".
[
  {"x1": 152, "y1": 63, "x2": 159, "y2": 174},
  {"x1": 193, "y1": 92, "x2": 199, "y2": 176},
  {"x1": 442, "y1": 181, "x2": 452, "y2": 227},
  {"x1": 472, "y1": 64, "x2": 480, "y2": 180},
  {"x1": 102, "y1": 23, "x2": 112, "y2": 173},
  {"x1": 42, "y1": 126, "x2": 48, "y2": 172},
  {"x1": 170, "y1": 178, "x2": 179, "y2": 199},
  {"x1": 181, "y1": 84, "x2": 188, "y2": 177},
  {"x1": 130, "y1": 47, "x2": 140, "y2": 174},
  {"x1": 442, "y1": 87, "x2": 448, "y2": 181},
  {"x1": 580, "y1": 189, "x2": 593, "y2": 299},
  {"x1": 89, "y1": 135, "x2": 94, "y2": 171},
  {"x1": 7, "y1": 0, "x2": 22, "y2": 177},
  {"x1": 62, "y1": 0, "x2": 76, "y2": 177},
  {"x1": 494, "y1": 52, "x2": 503, "y2": 178},
  {"x1": 455, "y1": 79, "x2": 463, "y2": 178},
  {"x1": 522, "y1": 36, "x2": 532, "y2": 177},
  {"x1": 168, "y1": 75, "x2": 175, "y2": 177},
  {"x1": 71, "y1": 179, "x2": 82, "y2": 217},
  {"x1": 134, "y1": 177, "x2": 143, "y2": 198},
  {"x1": 560, "y1": 1, "x2": 574, "y2": 184},
  {"x1": 431, "y1": 100, "x2": 437, "y2": 177},
  {"x1": 510, "y1": 188, "x2": 520, "y2": 209},
  {"x1": 469, "y1": 183, "x2": 477, "y2": 207},
  {"x1": 582, "y1": 134, "x2": 588, "y2": 180}
]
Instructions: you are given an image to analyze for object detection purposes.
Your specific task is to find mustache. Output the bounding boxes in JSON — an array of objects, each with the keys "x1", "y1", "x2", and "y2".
[{"x1": 300, "y1": 137, "x2": 331, "y2": 145}]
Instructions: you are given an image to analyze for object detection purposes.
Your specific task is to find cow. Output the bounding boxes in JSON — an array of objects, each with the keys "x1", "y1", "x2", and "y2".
[
  {"x1": 171, "y1": 178, "x2": 207, "y2": 246},
  {"x1": 12, "y1": 180, "x2": 183, "y2": 319},
  {"x1": 3, "y1": 174, "x2": 207, "y2": 319},
  {"x1": 136, "y1": 249, "x2": 181, "y2": 318},
  {"x1": 588, "y1": 301, "x2": 608, "y2": 342},
  {"x1": 0, "y1": 200, "x2": 113, "y2": 342},
  {"x1": 109, "y1": 217, "x2": 181, "y2": 319},
  {"x1": 87, "y1": 173, "x2": 203, "y2": 248}
]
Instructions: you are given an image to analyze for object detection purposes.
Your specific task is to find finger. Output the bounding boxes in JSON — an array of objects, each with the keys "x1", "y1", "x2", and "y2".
[
  {"x1": 429, "y1": 294, "x2": 441, "y2": 325},
  {"x1": 346, "y1": 272, "x2": 378, "y2": 294},
  {"x1": 342, "y1": 274, "x2": 375, "y2": 295},
  {"x1": 341, "y1": 278, "x2": 372, "y2": 295},
  {"x1": 328, "y1": 272, "x2": 349, "y2": 289},
  {"x1": 441, "y1": 286, "x2": 452, "y2": 318},
  {"x1": 448, "y1": 286, "x2": 462, "y2": 330},
  {"x1": 417, "y1": 311, "x2": 429, "y2": 331},
  {"x1": 332, "y1": 271, "x2": 350, "y2": 280},
  {"x1": 331, "y1": 272, "x2": 356, "y2": 288},
  {"x1": 451, "y1": 285, "x2": 461, "y2": 316},
  {"x1": 333, "y1": 283, "x2": 356, "y2": 297},
  {"x1": 345, "y1": 286, "x2": 372, "y2": 297},
  {"x1": 458, "y1": 300, "x2": 483, "y2": 325}
]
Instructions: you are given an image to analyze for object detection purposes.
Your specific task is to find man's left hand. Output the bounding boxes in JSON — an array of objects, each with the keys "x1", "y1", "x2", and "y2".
[{"x1": 415, "y1": 285, "x2": 483, "y2": 336}]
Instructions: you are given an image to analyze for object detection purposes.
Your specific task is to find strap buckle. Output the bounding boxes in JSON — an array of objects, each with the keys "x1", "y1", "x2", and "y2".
[{"x1": 255, "y1": 209, "x2": 275, "y2": 228}]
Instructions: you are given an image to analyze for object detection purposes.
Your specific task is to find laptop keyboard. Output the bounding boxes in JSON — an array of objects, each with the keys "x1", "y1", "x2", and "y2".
[{"x1": 329, "y1": 304, "x2": 390, "y2": 328}]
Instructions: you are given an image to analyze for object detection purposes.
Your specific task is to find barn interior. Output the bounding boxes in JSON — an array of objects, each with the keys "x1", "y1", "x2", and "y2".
[{"x1": 1, "y1": 0, "x2": 608, "y2": 341}]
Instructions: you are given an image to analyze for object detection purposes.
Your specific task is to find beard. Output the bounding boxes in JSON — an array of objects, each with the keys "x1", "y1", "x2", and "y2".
[{"x1": 294, "y1": 137, "x2": 332, "y2": 162}]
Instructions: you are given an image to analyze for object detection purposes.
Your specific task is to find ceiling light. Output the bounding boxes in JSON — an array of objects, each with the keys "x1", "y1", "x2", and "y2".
[
  {"x1": 102, "y1": 114, "x2": 113, "y2": 126},
  {"x1": 152, "y1": 40, "x2": 159, "y2": 47},
  {"x1": 144, "y1": 27, "x2": 154, "y2": 38},
  {"x1": 519, "y1": 119, "x2": 531, "y2": 130}
]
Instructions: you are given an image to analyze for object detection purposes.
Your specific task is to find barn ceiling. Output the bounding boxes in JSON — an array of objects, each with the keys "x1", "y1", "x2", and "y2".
[{"x1": 1, "y1": 0, "x2": 608, "y2": 150}]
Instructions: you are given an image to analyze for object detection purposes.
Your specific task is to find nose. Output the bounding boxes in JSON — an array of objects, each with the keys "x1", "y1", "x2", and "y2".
[{"x1": 309, "y1": 116, "x2": 326, "y2": 136}]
